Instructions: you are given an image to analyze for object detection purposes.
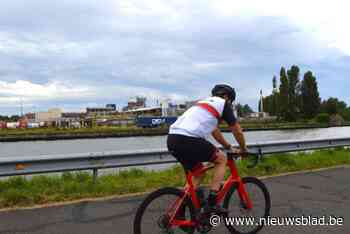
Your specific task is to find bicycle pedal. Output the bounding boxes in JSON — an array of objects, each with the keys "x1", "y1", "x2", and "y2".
[
  {"x1": 203, "y1": 206, "x2": 228, "y2": 216},
  {"x1": 197, "y1": 222, "x2": 212, "y2": 234},
  {"x1": 217, "y1": 208, "x2": 228, "y2": 216}
]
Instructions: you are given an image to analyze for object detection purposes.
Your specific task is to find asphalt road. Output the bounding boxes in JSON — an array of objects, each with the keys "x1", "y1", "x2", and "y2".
[{"x1": 0, "y1": 167, "x2": 349, "y2": 234}]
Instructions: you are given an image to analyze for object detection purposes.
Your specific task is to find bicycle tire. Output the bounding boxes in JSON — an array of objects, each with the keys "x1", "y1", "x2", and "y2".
[
  {"x1": 133, "y1": 187, "x2": 196, "y2": 234},
  {"x1": 223, "y1": 177, "x2": 271, "y2": 234}
]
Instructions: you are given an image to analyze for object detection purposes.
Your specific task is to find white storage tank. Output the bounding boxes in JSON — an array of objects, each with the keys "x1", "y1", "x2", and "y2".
[
  {"x1": 6, "y1": 122, "x2": 18, "y2": 128},
  {"x1": 28, "y1": 122, "x2": 40, "y2": 128},
  {"x1": 71, "y1": 122, "x2": 81, "y2": 128}
]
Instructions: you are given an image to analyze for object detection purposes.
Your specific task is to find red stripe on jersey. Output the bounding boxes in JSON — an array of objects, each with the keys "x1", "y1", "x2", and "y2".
[{"x1": 196, "y1": 103, "x2": 221, "y2": 120}]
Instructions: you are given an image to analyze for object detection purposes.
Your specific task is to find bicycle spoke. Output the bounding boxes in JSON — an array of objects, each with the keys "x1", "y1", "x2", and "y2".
[
  {"x1": 134, "y1": 188, "x2": 195, "y2": 234},
  {"x1": 223, "y1": 177, "x2": 271, "y2": 234}
]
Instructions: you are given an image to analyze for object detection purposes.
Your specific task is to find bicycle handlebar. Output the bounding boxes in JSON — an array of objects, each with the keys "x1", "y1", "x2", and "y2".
[{"x1": 224, "y1": 148, "x2": 263, "y2": 168}]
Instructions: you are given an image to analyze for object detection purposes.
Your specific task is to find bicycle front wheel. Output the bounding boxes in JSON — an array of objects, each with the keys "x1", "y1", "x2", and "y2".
[
  {"x1": 133, "y1": 187, "x2": 196, "y2": 234},
  {"x1": 223, "y1": 177, "x2": 271, "y2": 234}
]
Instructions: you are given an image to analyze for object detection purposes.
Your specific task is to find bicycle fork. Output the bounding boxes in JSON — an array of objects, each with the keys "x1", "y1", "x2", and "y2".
[{"x1": 237, "y1": 180, "x2": 253, "y2": 210}]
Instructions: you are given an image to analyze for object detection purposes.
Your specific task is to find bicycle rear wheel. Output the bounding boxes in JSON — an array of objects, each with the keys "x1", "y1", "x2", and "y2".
[
  {"x1": 133, "y1": 187, "x2": 196, "y2": 234},
  {"x1": 223, "y1": 177, "x2": 271, "y2": 234}
]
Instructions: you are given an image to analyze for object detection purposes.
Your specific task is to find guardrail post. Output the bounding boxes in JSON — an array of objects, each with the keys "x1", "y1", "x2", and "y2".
[
  {"x1": 258, "y1": 147, "x2": 263, "y2": 161},
  {"x1": 93, "y1": 168, "x2": 98, "y2": 184}
]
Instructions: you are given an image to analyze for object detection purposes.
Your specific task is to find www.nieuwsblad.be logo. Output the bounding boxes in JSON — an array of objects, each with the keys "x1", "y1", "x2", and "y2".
[{"x1": 209, "y1": 215, "x2": 344, "y2": 227}]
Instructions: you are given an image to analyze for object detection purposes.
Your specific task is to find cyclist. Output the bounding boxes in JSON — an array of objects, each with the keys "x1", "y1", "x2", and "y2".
[{"x1": 167, "y1": 84, "x2": 248, "y2": 213}]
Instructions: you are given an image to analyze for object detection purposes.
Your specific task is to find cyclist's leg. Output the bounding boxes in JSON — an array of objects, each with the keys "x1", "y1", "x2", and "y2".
[
  {"x1": 204, "y1": 150, "x2": 228, "y2": 211},
  {"x1": 167, "y1": 134, "x2": 219, "y2": 189},
  {"x1": 210, "y1": 150, "x2": 227, "y2": 191},
  {"x1": 176, "y1": 159, "x2": 204, "y2": 188},
  {"x1": 192, "y1": 173, "x2": 205, "y2": 188},
  {"x1": 187, "y1": 162, "x2": 205, "y2": 188}
]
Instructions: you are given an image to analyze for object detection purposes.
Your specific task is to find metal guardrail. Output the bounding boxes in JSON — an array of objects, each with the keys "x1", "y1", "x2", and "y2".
[{"x1": 0, "y1": 137, "x2": 349, "y2": 180}]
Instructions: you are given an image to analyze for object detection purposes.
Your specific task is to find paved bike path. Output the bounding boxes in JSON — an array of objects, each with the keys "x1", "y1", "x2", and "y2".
[{"x1": 0, "y1": 167, "x2": 349, "y2": 234}]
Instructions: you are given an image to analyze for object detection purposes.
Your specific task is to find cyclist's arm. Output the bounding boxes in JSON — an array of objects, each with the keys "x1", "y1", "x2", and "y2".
[
  {"x1": 229, "y1": 122, "x2": 248, "y2": 152},
  {"x1": 212, "y1": 127, "x2": 231, "y2": 149},
  {"x1": 221, "y1": 101, "x2": 248, "y2": 152}
]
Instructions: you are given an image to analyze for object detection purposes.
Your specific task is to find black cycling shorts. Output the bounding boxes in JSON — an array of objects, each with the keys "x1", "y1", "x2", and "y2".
[{"x1": 167, "y1": 134, "x2": 218, "y2": 172}]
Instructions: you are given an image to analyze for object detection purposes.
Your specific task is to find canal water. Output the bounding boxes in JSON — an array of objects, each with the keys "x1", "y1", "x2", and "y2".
[{"x1": 1, "y1": 126, "x2": 350, "y2": 159}]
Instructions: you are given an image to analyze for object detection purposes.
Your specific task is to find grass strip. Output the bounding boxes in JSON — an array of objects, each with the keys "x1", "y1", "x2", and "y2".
[{"x1": 0, "y1": 148, "x2": 349, "y2": 209}]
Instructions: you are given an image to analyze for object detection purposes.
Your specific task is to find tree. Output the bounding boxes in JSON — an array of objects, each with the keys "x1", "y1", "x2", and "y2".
[
  {"x1": 0, "y1": 115, "x2": 8, "y2": 121},
  {"x1": 272, "y1": 76, "x2": 277, "y2": 90},
  {"x1": 301, "y1": 71, "x2": 321, "y2": 118},
  {"x1": 3, "y1": 115, "x2": 20, "y2": 122},
  {"x1": 271, "y1": 76, "x2": 278, "y2": 116},
  {"x1": 242, "y1": 104, "x2": 253, "y2": 115},
  {"x1": 320, "y1": 98, "x2": 347, "y2": 116},
  {"x1": 237, "y1": 103, "x2": 243, "y2": 117},
  {"x1": 279, "y1": 67, "x2": 289, "y2": 120},
  {"x1": 320, "y1": 98, "x2": 337, "y2": 114},
  {"x1": 287, "y1": 65, "x2": 300, "y2": 121},
  {"x1": 344, "y1": 108, "x2": 350, "y2": 121},
  {"x1": 262, "y1": 94, "x2": 275, "y2": 115},
  {"x1": 236, "y1": 103, "x2": 253, "y2": 117},
  {"x1": 261, "y1": 95, "x2": 269, "y2": 113}
]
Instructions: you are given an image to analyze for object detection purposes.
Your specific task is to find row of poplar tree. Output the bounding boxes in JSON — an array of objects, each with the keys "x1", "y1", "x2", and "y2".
[{"x1": 260, "y1": 65, "x2": 321, "y2": 121}]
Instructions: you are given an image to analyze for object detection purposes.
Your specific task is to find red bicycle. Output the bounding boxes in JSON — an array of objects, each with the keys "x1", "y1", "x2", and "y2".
[{"x1": 134, "y1": 150, "x2": 271, "y2": 234}]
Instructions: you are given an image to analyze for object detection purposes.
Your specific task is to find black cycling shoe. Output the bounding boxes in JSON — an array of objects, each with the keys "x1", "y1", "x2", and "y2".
[
  {"x1": 175, "y1": 203, "x2": 186, "y2": 220},
  {"x1": 175, "y1": 204, "x2": 195, "y2": 233},
  {"x1": 203, "y1": 204, "x2": 228, "y2": 216}
]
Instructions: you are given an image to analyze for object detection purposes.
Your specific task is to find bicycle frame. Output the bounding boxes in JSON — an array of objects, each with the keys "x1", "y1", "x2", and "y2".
[{"x1": 167, "y1": 155, "x2": 254, "y2": 228}]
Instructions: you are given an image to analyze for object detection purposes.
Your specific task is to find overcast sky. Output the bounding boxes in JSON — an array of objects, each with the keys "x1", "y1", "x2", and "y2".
[{"x1": 0, "y1": 0, "x2": 349, "y2": 115}]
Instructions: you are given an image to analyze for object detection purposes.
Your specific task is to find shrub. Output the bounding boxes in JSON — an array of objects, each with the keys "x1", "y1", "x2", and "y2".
[
  {"x1": 315, "y1": 113, "x2": 330, "y2": 123},
  {"x1": 329, "y1": 114, "x2": 345, "y2": 126}
]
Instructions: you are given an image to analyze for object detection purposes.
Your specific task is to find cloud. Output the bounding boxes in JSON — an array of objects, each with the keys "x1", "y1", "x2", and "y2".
[
  {"x1": 0, "y1": 0, "x2": 350, "y2": 115},
  {"x1": 210, "y1": 0, "x2": 350, "y2": 55},
  {"x1": 0, "y1": 80, "x2": 93, "y2": 102},
  {"x1": 0, "y1": 80, "x2": 191, "y2": 113}
]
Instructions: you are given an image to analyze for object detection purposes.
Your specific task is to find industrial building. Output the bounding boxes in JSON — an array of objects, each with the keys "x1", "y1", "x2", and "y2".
[
  {"x1": 124, "y1": 106, "x2": 162, "y2": 116},
  {"x1": 123, "y1": 97, "x2": 146, "y2": 111},
  {"x1": 86, "y1": 104, "x2": 117, "y2": 116},
  {"x1": 0, "y1": 98, "x2": 201, "y2": 129},
  {"x1": 35, "y1": 108, "x2": 62, "y2": 123}
]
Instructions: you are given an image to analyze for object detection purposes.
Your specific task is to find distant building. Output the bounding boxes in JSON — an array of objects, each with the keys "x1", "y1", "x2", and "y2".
[
  {"x1": 35, "y1": 108, "x2": 62, "y2": 123},
  {"x1": 159, "y1": 99, "x2": 180, "y2": 116},
  {"x1": 86, "y1": 104, "x2": 117, "y2": 116},
  {"x1": 106, "y1": 104, "x2": 117, "y2": 111},
  {"x1": 246, "y1": 112, "x2": 271, "y2": 119},
  {"x1": 171, "y1": 100, "x2": 199, "y2": 115},
  {"x1": 121, "y1": 98, "x2": 201, "y2": 117},
  {"x1": 247, "y1": 112, "x2": 260, "y2": 118},
  {"x1": 96, "y1": 118, "x2": 134, "y2": 127},
  {"x1": 124, "y1": 107, "x2": 162, "y2": 116},
  {"x1": 24, "y1": 113, "x2": 35, "y2": 121},
  {"x1": 62, "y1": 112, "x2": 85, "y2": 119},
  {"x1": 56, "y1": 112, "x2": 86, "y2": 128},
  {"x1": 123, "y1": 96, "x2": 146, "y2": 111}
]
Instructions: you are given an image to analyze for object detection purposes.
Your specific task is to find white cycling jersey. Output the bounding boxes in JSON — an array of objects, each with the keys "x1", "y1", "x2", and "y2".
[{"x1": 169, "y1": 96, "x2": 226, "y2": 139}]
